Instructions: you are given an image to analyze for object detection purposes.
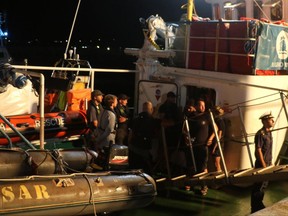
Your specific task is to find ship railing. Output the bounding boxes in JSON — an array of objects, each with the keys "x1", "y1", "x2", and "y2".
[
  {"x1": 12, "y1": 65, "x2": 136, "y2": 90},
  {"x1": 233, "y1": 91, "x2": 288, "y2": 166},
  {"x1": 159, "y1": 109, "x2": 230, "y2": 184},
  {"x1": 155, "y1": 20, "x2": 260, "y2": 74}
]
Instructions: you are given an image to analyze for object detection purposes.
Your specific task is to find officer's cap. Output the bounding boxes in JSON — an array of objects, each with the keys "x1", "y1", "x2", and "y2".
[{"x1": 259, "y1": 111, "x2": 274, "y2": 120}]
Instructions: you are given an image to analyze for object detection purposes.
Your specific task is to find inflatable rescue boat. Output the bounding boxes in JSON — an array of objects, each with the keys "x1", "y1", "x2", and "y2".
[{"x1": 0, "y1": 148, "x2": 157, "y2": 216}]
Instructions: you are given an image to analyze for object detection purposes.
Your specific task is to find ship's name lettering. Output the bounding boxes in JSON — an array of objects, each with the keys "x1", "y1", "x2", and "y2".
[
  {"x1": 35, "y1": 117, "x2": 64, "y2": 128},
  {"x1": 1, "y1": 184, "x2": 50, "y2": 202},
  {"x1": 271, "y1": 62, "x2": 288, "y2": 67}
]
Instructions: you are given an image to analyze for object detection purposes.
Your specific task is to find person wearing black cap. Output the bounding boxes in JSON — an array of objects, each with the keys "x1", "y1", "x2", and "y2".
[
  {"x1": 251, "y1": 111, "x2": 274, "y2": 213},
  {"x1": 115, "y1": 94, "x2": 130, "y2": 145},
  {"x1": 86, "y1": 89, "x2": 104, "y2": 150}
]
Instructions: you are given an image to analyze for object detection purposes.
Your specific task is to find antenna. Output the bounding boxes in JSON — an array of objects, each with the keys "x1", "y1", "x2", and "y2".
[{"x1": 65, "y1": 0, "x2": 82, "y2": 55}]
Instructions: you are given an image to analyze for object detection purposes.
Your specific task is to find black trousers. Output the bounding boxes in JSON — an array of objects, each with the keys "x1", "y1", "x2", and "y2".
[{"x1": 251, "y1": 181, "x2": 269, "y2": 213}]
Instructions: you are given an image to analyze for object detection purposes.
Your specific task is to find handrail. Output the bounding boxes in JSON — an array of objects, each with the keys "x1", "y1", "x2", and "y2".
[
  {"x1": 209, "y1": 110, "x2": 229, "y2": 179},
  {"x1": 0, "y1": 114, "x2": 36, "y2": 149},
  {"x1": 11, "y1": 65, "x2": 137, "y2": 73}
]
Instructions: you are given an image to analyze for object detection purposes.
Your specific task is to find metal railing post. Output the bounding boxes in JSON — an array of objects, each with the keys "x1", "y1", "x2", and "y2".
[
  {"x1": 209, "y1": 110, "x2": 229, "y2": 178},
  {"x1": 237, "y1": 106, "x2": 254, "y2": 167}
]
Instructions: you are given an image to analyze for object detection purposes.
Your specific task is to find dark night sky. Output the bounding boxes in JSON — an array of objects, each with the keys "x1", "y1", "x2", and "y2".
[
  {"x1": 0, "y1": 0, "x2": 212, "y2": 100},
  {"x1": 1, "y1": 0, "x2": 212, "y2": 47}
]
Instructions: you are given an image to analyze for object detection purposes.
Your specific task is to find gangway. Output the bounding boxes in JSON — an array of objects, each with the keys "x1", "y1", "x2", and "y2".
[
  {"x1": 155, "y1": 91, "x2": 288, "y2": 187},
  {"x1": 186, "y1": 164, "x2": 288, "y2": 187}
]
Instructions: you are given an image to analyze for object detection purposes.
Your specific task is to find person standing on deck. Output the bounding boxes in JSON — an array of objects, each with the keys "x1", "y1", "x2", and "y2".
[
  {"x1": 251, "y1": 111, "x2": 274, "y2": 213},
  {"x1": 86, "y1": 89, "x2": 104, "y2": 150},
  {"x1": 128, "y1": 101, "x2": 160, "y2": 174},
  {"x1": 115, "y1": 94, "x2": 130, "y2": 145},
  {"x1": 158, "y1": 91, "x2": 180, "y2": 148},
  {"x1": 209, "y1": 106, "x2": 225, "y2": 172},
  {"x1": 96, "y1": 94, "x2": 118, "y2": 149},
  {"x1": 187, "y1": 98, "x2": 216, "y2": 195}
]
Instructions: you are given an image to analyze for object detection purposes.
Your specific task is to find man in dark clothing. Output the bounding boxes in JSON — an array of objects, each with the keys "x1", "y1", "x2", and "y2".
[
  {"x1": 115, "y1": 94, "x2": 130, "y2": 145},
  {"x1": 210, "y1": 106, "x2": 226, "y2": 172},
  {"x1": 158, "y1": 91, "x2": 180, "y2": 148},
  {"x1": 251, "y1": 111, "x2": 274, "y2": 213},
  {"x1": 128, "y1": 101, "x2": 160, "y2": 174},
  {"x1": 187, "y1": 98, "x2": 215, "y2": 195},
  {"x1": 158, "y1": 91, "x2": 179, "y2": 124},
  {"x1": 86, "y1": 89, "x2": 104, "y2": 150}
]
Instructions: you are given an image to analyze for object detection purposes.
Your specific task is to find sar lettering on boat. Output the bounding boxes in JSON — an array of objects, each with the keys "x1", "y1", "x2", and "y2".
[{"x1": 1, "y1": 184, "x2": 50, "y2": 203}]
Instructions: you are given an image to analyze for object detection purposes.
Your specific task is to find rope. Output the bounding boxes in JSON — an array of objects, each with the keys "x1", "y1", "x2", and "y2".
[
  {"x1": 25, "y1": 150, "x2": 50, "y2": 174},
  {"x1": 83, "y1": 174, "x2": 97, "y2": 216}
]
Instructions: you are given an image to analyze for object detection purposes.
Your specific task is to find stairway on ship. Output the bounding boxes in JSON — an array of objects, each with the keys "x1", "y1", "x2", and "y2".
[{"x1": 154, "y1": 107, "x2": 288, "y2": 188}]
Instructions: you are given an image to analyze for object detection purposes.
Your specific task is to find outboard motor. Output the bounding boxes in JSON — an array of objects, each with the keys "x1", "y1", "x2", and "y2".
[
  {"x1": 108, "y1": 144, "x2": 129, "y2": 170},
  {"x1": 0, "y1": 63, "x2": 27, "y2": 93}
]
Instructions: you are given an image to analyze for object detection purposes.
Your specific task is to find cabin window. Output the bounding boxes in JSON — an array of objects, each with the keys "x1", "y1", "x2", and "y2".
[
  {"x1": 184, "y1": 86, "x2": 216, "y2": 111},
  {"x1": 224, "y1": 1, "x2": 245, "y2": 20},
  {"x1": 262, "y1": 0, "x2": 282, "y2": 21}
]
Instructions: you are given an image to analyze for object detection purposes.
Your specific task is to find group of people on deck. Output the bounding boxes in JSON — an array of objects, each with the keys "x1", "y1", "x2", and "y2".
[
  {"x1": 86, "y1": 89, "x2": 274, "y2": 214},
  {"x1": 86, "y1": 89, "x2": 226, "y2": 182},
  {"x1": 86, "y1": 90, "x2": 130, "y2": 168}
]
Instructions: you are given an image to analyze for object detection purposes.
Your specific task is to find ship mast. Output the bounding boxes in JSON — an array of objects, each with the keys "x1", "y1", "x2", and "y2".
[
  {"x1": 65, "y1": 0, "x2": 82, "y2": 56},
  {"x1": 186, "y1": 0, "x2": 194, "y2": 21}
]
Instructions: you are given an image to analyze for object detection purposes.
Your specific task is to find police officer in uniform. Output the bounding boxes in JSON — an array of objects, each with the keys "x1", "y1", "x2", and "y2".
[
  {"x1": 86, "y1": 89, "x2": 104, "y2": 150},
  {"x1": 115, "y1": 94, "x2": 130, "y2": 145},
  {"x1": 251, "y1": 111, "x2": 274, "y2": 213}
]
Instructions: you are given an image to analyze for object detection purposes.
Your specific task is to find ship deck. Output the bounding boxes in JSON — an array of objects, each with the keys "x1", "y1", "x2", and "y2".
[{"x1": 117, "y1": 180, "x2": 288, "y2": 216}]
